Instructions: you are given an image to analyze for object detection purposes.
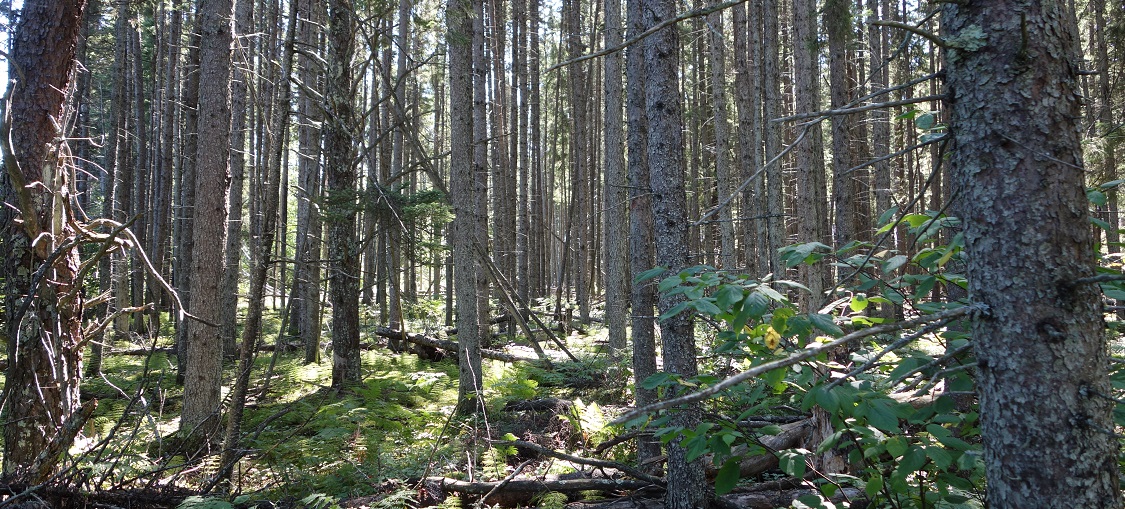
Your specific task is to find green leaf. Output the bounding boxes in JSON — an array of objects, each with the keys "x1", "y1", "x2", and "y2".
[
  {"x1": 732, "y1": 293, "x2": 768, "y2": 332},
  {"x1": 1088, "y1": 188, "x2": 1108, "y2": 206},
  {"x1": 1103, "y1": 288, "x2": 1125, "y2": 301},
  {"x1": 692, "y1": 299, "x2": 723, "y2": 317},
  {"x1": 882, "y1": 254, "x2": 909, "y2": 274},
  {"x1": 915, "y1": 112, "x2": 935, "y2": 130},
  {"x1": 636, "y1": 266, "x2": 668, "y2": 283},
  {"x1": 849, "y1": 293, "x2": 869, "y2": 312},
  {"x1": 897, "y1": 446, "x2": 928, "y2": 475},
  {"x1": 714, "y1": 459, "x2": 741, "y2": 495},
  {"x1": 758, "y1": 285, "x2": 786, "y2": 303},
  {"x1": 814, "y1": 387, "x2": 841, "y2": 413},
  {"x1": 758, "y1": 424, "x2": 783, "y2": 435},
  {"x1": 885, "y1": 436, "x2": 908, "y2": 458},
  {"x1": 715, "y1": 285, "x2": 745, "y2": 312},
  {"x1": 658, "y1": 276, "x2": 681, "y2": 293},
  {"x1": 778, "y1": 449, "x2": 809, "y2": 478},
  {"x1": 809, "y1": 313, "x2": 844, "y2": 336},
  {"x1": 865, "y1": 472, "x2": 884, "y2": 499},
  {"x1": 659, "y1": 301, "x2": 692, "y2": 320},
  {"x1": 864, "y1": 400, "x2": 901, "y2": 433},
  {"x1": 1091, "y1": 216, "x2": 1114, "y2": 231},
  {"x1": 926, "y1": 446, "x2": 954, "y2": 470}
]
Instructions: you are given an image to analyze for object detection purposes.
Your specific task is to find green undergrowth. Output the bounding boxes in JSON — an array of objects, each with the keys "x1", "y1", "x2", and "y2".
[{"x1": 32, "y1": 305, "x2": 632, "y2": 506}]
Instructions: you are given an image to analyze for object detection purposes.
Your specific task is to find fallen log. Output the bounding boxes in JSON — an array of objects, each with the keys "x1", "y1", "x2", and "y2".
[
  {"x1": 374, "y1": 326, "x2": 547, "y2": 364},
  {"x1": 704, "y1": 418, "x2": 813, "y2": 480},
  {"x1": 565, "y1": 487, "x2": 866, "y2": 509},
  {"x1": 426, "y1": 476, "x2": 655, "y2": 507}
]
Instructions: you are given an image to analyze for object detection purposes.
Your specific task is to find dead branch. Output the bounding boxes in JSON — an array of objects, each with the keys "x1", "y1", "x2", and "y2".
[{"x1": 494, "y1": 440, "x2": 664, "y2": 486}]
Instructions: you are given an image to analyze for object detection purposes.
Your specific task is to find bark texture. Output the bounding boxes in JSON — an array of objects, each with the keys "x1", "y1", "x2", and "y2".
[
  {"x1": 944, "y1": 1, "x2": 1122, "y2": 506},
  {"x1": 326, "y1": 0, "x2": 362, "y2": 387},
  {"x1": 448, "y1": 0, "x2": 485, "y2": 412},
  {"x1": 642, "y1": 0, "x2": 708, "y2": 503},
  {"x1": 180, "y1": 0, "x2": 233, "y2": 447},
  {"x1": 0, "y1": 0, "x2": 89, "y2": 482}
]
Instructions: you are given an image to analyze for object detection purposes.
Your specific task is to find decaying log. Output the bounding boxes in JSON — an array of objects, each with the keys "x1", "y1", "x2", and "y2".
[
  {"x1": 374, "y1": 326, "x2": 549, "y2": 364},
  {"x1": 704, "y1": 418, "x2": 813, "y2": 480},
  {"x1": 503, "y1": 398, "x2": 575, "y2": 412},
  {"x1": 426, "y1": 476, "x2": 655, "y2": 506},
  {"x1": 565, "y1": 487, "x2": 866, "y2": 509}
]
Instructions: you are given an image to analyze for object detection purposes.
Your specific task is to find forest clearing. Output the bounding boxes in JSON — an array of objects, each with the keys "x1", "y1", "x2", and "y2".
[{"x1": 1, "y1": 0, "x2": 1123, "y2": 507}]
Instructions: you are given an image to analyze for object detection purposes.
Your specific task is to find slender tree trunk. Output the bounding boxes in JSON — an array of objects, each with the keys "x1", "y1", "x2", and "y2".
[
  {"x1": 0, "y1": 0, "x2": 89, "y2": 482},
  {"x1": 792, "y1": 0, "x2": 829, "y2": 312},
  {"x1": 944, "y1": 1, "x2": 1121, "y2": 506},
  {"x1": 449, "y1": 0, "x2": 484, "y2": 412},
  {"x1": 326, "y1": 0, "x2": 362, "y2": 388},
  {"x1": 603, "y1": 0, "x2": 627, "y2": 357},
  {"x1": 642, "y1": 0, "x2": 708, "y2": 503},
  {"x1": 217, "y1": 0, "x2": 299, "y2": 485},
  {"x1": 180, "y1": 0, "x2": 233, "y2": 451},
  {"x1": 626, "y1": 0, "x2": 660, "y2": 469},
  {"x1": 566, "y1": 0, "x2": 591, "y2": 324},
  {"x1": 220, "y1": 0, "x2": 253, "y2": 358},
  {"x1": 709, "y1": 10, "x2": 735, "y2": 270},
  {"x1": 760, "y1": 0, "x2": 783, "y2": 274}
]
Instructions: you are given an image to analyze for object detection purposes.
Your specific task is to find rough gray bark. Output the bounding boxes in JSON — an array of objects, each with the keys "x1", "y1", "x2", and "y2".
[
  {"x1": 0, "y1": 0, "x2": 89, "y2": 482},
  {"x1": 625, "y1": 0, "x2": 660, "y2": 470},
  {"x1": 220, "y1": 0, "x2": 253, "y2": 358},
  {"x1": 791, "y1": 0, "x2": 829, "y2": 313},
  {"x1": 603, "y1": 0, "x2": 627, "y2": 357},
  {"x1": 642, "y1": 0, "x2": 708, "y2": 503},
  {"x1": 732, "y1": 3, "x2": 762, "y2": 275},
  {"x1": 565, "y1": 0, "x2": 591, "y2": 324},
  {"x1": 760, "y1": 0, "x2": 783, "y2": 275},
  {"x1": 709, "y1": 10, "x2": 735, "y2": 270},
  {"x1": 867, "y1": 0, "x2": 890, "y2": 222},
  {"x1": 180, "y1": 0, "x2": 233, "y2": 448},
  {"x1": 326, "y1": 0, "x2": 362, "y2": 388},
  {"x1": 296, "y1": 0, "x2": 325, "y2": 364},
  {"x1": 448, "y1": 0, "x2": 484, "y2": 412},
  {"x1": 826, "y1": 0, "x2": 856, "y2": 251},
  {"x1": 944, "y1": 0, "x2": 1122, "y2": 506}
]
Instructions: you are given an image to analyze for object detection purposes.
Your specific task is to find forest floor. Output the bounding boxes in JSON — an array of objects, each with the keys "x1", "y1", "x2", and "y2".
[
  {"x1": 0, "y1": 296, "x2": 1006, "y2": 509},
  {"x1": 2, "y1": 304, "x2": 690, "y2": 508}
]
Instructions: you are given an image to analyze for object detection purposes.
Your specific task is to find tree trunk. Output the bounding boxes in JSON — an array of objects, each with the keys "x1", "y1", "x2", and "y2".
[
  {"x1": 0, "y1": 0, "x2": 89, "y2": 482},
  {"x1": 944, "y1": 1, "x2": 1122, "y2": 506},
  {"x1": 220, "y1": 0, "x2": 253, "y2": 358},
  {"x1": 448, "y1": 0, "x2": 485, "y2": 412},
  {"x1": 642, "y1": 0, "x2": 708, "y2": 504},
  {"x1": 0, "y1": 0, "x2": 88, "y2": 481},
  {"x1": 326, "y1": 0, "x2": 362, "y2": 388},
  {"x1": 792, "y1": 0, "x2": 829, "y2": 314},
  {"x1": 603, "y1": 0, "x2": 627, "y2": 358},
  {"x1": 180, "y1": 0, "x2": 233, "y2": 451},
  {"x1": 625, "y1": 0, "x2": 660, "y2": 470}
]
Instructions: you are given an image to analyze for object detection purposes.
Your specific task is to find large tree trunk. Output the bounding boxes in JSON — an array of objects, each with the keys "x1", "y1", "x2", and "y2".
[
  {"x1": 0, "y1": 0, "x2": 89, "y2": 482},
  {"x1": 641, "y1": 0, "x2": 708, "y2": 504},
  {"x1": 944, "y1": 0, "x2": 1122, "y2": 506},
  {"x1": 180, "y1": 0, "x2": 233, "y2": 451}
]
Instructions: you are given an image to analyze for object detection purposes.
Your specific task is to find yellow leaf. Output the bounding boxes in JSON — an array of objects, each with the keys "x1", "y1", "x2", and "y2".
[{"x1": 765, "y1": 327, "x2": 781, "y2": 350}]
